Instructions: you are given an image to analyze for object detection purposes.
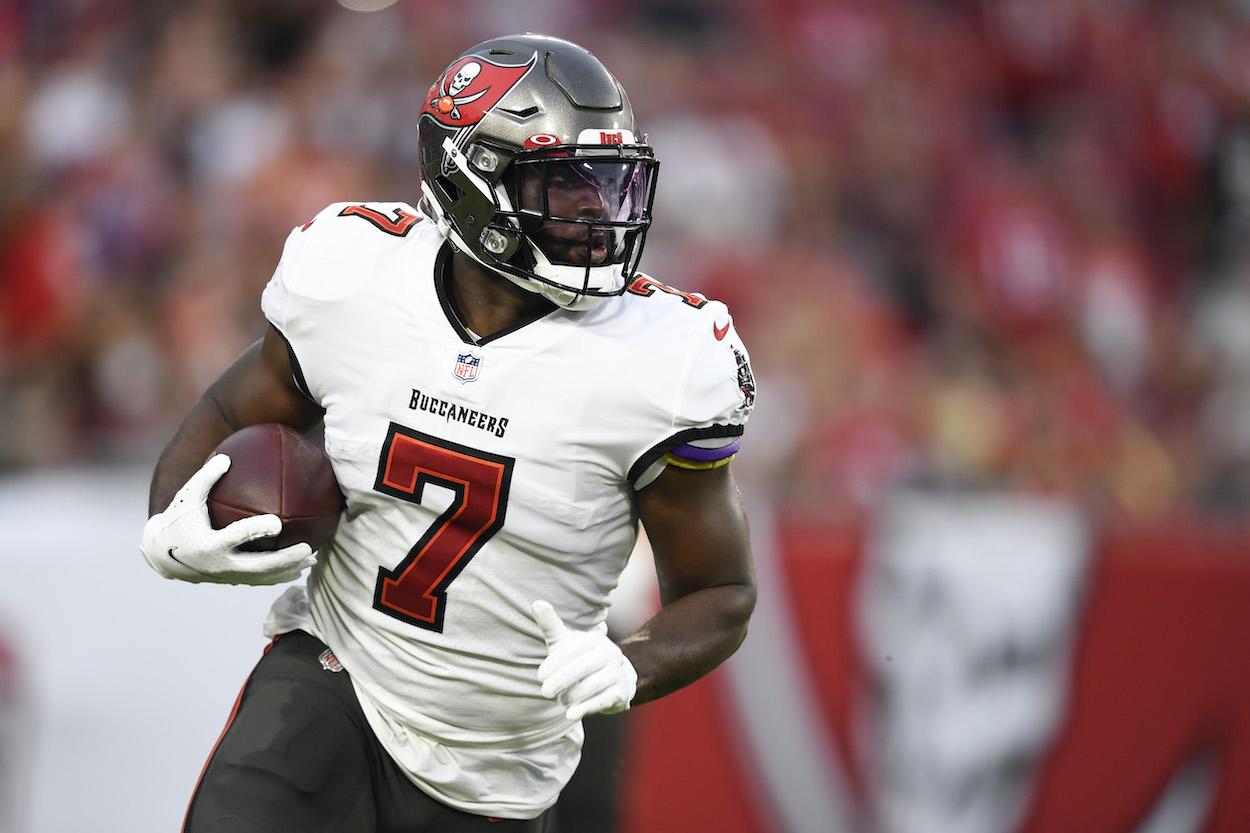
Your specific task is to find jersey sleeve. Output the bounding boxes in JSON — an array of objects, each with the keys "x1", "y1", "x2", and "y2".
[
  {"x1": 262, "y1": 201, "x2": 364, "y2": 332},
  {"x1": 261, "y1": 201, "x2": 424, "y2": 405},
  {"x1": 628, "y1": 299, "x2": 757, "y2": 488},
  {"x1": 263, "y1": 201, "x2": 399, "y2": 316}
]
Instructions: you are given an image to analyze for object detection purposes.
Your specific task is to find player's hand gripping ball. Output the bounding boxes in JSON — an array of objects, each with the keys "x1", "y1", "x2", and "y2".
[
  {"x1": 139, "y1": 424, "x2": 340, "y2": 585},
  {"x1": 207, "y1": 423, "x2": 344, "y2": 552}
]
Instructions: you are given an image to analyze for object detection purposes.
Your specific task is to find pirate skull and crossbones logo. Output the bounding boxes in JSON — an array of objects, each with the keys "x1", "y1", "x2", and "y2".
[{"x1": 432, "y1": 60, "x2": 487, "y2": 121}]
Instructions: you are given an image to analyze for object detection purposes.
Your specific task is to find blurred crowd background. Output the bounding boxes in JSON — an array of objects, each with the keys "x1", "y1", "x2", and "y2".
[{"x1": 3, "y1": 0, "x2": 1250, "y2": 528}]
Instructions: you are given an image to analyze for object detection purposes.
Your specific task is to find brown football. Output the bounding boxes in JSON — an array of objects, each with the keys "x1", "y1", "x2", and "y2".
[{"x1": 206, "y1": 423, "x2": 344, "y2": 552}]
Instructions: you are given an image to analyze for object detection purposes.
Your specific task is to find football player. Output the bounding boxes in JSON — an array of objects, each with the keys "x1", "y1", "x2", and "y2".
[{"x1": 140, "y1": 33, "x2": 756, "y2": 832}]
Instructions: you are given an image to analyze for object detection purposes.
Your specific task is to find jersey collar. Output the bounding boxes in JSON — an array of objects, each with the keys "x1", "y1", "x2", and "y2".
[{"x1": 433, "y1": 242, "x2": 558, "y2": 346}]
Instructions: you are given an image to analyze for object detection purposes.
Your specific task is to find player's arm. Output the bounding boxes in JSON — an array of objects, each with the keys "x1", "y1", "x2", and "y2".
[
  {"x1": 139, "y1": 325, "x2": 323, "y2": 586},
  {"x1": 149, "y1": 325, "x2": 323, "y2": 515},
  {"x1": 531, "y1": 462, "x2": 754, "y2": 720},
  {"x1": 531, "y1": 299, "x2": 756, "y2": 718},
  {"x1": 623, "y1": 462, "x2": 755, "y2": 704}
]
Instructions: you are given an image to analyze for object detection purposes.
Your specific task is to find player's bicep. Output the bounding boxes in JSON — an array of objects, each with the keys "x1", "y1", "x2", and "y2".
[
  {"x1": 207, "y1": 325, "x2": 324, "y2": 433},
  {"x1": 635, "y1": 463, "x2": 755, "y2": 607}
]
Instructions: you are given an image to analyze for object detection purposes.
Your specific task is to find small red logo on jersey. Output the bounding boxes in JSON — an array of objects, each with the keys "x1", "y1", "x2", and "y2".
[
  {"x1": 318, "y1": 649, "x2": 343, "y2": 673},
  {"x1": 713, "y1": 320, "x2": 731, "y2": 341}
]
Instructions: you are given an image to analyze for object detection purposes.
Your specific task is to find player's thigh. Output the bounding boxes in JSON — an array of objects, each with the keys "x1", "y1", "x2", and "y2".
[{"x1": 184, "y1": 631, "x2": 377, "y2": 833}]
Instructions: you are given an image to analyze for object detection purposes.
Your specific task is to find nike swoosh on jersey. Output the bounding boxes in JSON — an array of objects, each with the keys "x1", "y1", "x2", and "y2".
[{"x1": 713, "y1": 320, "x2": 730, "y2": 341}]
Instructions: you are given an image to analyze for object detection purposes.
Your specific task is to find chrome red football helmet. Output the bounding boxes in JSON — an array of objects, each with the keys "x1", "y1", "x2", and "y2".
[{"x1": 417, "y1": 34, "x2": 659, "y2": 309}]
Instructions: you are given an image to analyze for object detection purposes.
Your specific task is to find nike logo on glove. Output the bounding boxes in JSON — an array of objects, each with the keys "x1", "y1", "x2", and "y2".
[
  {"x1": 167, "y1": 547, "x2": 191, "y2": 568},
  {"x1": 713, "y1": 320, "x2": 730, "y2": 341}
]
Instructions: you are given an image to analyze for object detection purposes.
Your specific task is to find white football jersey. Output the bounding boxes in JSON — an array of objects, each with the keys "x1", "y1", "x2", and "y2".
[{"x1": 258, "y1": 201, "x2": 754, "y2": 818}]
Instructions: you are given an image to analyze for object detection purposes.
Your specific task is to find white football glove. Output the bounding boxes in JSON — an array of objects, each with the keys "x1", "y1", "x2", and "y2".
[
  {"x1": 140, "y1": 453, "x2": 316, "y2": 585},
  {"x1": 532, "y1": 600, "x2": 637, "y2": 722}
]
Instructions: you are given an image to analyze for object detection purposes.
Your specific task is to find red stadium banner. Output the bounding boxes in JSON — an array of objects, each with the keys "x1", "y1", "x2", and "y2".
[{"x1": 619, "y1": 503, "x2": 1250, "y2": 833}]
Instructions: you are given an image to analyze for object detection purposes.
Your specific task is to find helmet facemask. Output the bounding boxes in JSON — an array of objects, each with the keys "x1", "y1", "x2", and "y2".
[{"x1": 492, "y1": 144, "x2": 658, "y2": 307}]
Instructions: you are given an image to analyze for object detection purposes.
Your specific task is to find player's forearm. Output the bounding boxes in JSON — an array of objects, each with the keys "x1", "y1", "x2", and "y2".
[
  {"x1": 148, "y1": 396, "x2": 237, "y2": 515},
  {"x1": 619, "y1": 582, "x2": 756, "y2": 705}
]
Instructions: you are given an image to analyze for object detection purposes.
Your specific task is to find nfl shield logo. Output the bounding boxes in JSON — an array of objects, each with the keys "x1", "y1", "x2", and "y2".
[
  {"x1": 454, "y1": 352, "x2": 482, "y2": 383},
  {"x1": 318, "y1": 648, "x2": 343, "y2": 673}
]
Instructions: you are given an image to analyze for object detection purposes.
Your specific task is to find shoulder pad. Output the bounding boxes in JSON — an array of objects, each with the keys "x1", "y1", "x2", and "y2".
[{"x1": 275, "y1": 202, "x2": 430, "y2": 302}]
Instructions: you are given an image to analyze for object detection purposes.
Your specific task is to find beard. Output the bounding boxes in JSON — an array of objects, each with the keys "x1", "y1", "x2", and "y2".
[{"x1": 531, "y1": 223, "x2": 611, "y2": 265}]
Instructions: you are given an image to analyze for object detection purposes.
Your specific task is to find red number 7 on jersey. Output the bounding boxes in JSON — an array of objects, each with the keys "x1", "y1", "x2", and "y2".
[{"x1": 372, "y1": 423, "x2": 514, "y2": 632}]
